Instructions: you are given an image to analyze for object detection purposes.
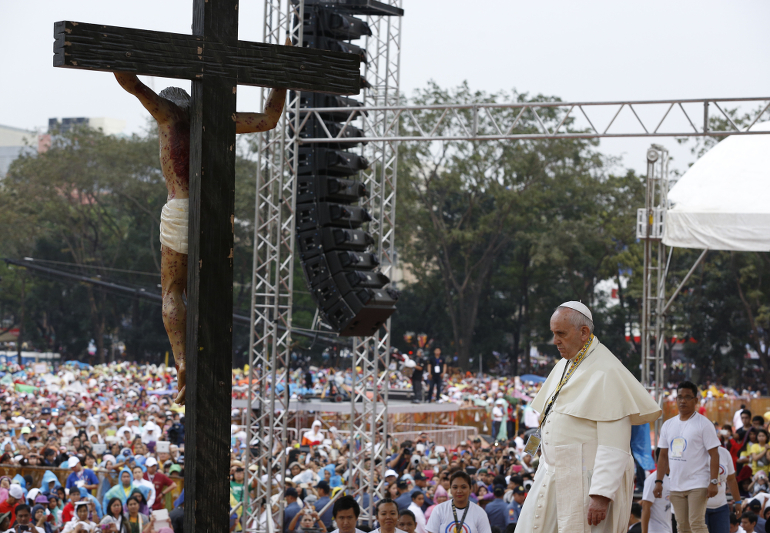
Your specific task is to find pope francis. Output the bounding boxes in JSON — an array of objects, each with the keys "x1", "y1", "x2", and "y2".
[{"x1": 517, "y1": 302, "x2": 661, "y2": 533}]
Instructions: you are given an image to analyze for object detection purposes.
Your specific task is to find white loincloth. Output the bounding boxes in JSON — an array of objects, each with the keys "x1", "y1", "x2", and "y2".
[{"x1": 159, "y1": 198, "x2": 189, "y2": 254}]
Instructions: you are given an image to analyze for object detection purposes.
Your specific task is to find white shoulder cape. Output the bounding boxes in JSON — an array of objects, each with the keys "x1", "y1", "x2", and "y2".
[{"x1": 530, "y1": 337, "x2": 661, "y2": 425}]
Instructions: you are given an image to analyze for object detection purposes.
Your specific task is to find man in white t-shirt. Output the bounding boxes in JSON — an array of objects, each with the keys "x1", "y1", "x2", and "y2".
[
  {"x1": 426, "y1": 471, "x2": 491, "y2": 533},
  {"x1": 654, "y1": 382, "x2": 721, "y2": 533},
  {"x1": 706, "y1": 445, "x2": 741, "y2": 533},
  {"x1": 641, "y1": 449, "x2": 672, "y2": 533}
]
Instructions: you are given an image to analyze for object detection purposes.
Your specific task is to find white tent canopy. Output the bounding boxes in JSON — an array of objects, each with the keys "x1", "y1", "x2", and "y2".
[{"x1": 663, "y1": 121, "x2": 770, "y2": 252}]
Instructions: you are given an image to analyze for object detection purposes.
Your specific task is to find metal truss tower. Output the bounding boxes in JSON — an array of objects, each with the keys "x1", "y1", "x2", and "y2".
[
  {"x1": 637, "y1": 145, "x2": 669, "y2": 435},
  {"x1": 348, "y1": 2, "x2": 402, "y2": 525},
  {"x1": 246, "y1": 0, "x2": 403, "y2": 530},
  {"x1": 638, "y1": 145, "x2": 710, "y2": 440},
  {"x1": 244, "y1": 1, "x2": 304, "y2": 532}
]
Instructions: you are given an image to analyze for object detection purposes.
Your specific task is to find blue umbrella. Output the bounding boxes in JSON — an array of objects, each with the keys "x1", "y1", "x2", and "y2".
[
  {"x1": 519, "y1": 374, "x2": 546, "y2": 383},
  {"x1": 64, "y1": 361, "x2": 92, "y2": 369}
]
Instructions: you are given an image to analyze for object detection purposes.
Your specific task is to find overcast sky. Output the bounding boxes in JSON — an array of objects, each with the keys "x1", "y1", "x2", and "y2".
[{"x1": 2, "y1": 0, "x2": 769, "y2": 173}]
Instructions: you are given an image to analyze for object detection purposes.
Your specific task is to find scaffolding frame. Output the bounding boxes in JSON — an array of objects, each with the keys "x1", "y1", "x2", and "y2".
[
  {"x1": 295, "y1": 97, "x2": 770, "y2": 143},
  {"x1": 348, "y1": 2, "x2": 402, "y2": 525},
  {"x1": 638, "y1": 146, "x2": 669, "y2": 437},
  {"x1": 246, "y1": 0, "x2": 403, "y2": 530},
  {"x1": 244, "y1": 1, "x2": 304, "y2": 532}
]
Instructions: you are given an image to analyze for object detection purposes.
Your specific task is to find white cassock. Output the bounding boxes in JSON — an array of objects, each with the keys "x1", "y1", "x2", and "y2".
[{"x1": 517, "y1": 336, "x2": 661, "y2": 533}]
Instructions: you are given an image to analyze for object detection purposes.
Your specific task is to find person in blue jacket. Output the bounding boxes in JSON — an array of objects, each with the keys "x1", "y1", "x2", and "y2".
[
  {"x1": 78, "y1": 487, "x2": 104, "y2": 520},
  {"x1": 102, "y1": 468, "x2": 134, "y2": 514},
  {"x1": 40, "y1": 471, "x2": 62, "y2": 498}
]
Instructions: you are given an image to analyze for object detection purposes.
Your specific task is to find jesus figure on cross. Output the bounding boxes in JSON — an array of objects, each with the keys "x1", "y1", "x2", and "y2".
[{"x1": 114, "y1": 72, "x2": 286, "y2": 405}]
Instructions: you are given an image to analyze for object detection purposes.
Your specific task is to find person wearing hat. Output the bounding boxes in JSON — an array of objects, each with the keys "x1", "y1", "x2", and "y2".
[
  {"x1": 483, "y1": 486, "x2": 507, "y2": 531},
  {"x1": 0, "y1": 485, "x2": 24, "y2": 526},
  {"x1": 412, "y1": 474, "x2": 433, "y2": 511},
  {"x1": 313, "y1": 481, "x2": 334, "y2": 530},
  {"x1": 384, "y1": 470, "x2": 398, "y2": 488},
  {"x1": 64, "y1": 458, "x2": 98, "y2": 493},
  {"x1": 61, "y1": 501, "x2": 97, "y2": 533},
  {"x1": 745, "y1": 500, "x2": 766, "y2": 532},
  {"x1": 283, "y1": 488, "x2": 301, "y2": 533},
  {"x1": 229, "y1": 464, "x2": 245, "y2": 506},
  {"x1": 143, "y1": 458, "x2": 175, "y2": 511},
  {"x1": 517, "y1": 302, "x2": 661, "y2": 532},
  {"x1": 506, "y1": 486, "x2": 526, "y2": 526},
  {"x1": 394, "y1": 481, "x2": 413, "y2": 512}
]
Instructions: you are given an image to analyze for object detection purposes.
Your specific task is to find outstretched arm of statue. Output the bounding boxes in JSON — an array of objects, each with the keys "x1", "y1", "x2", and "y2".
[
  {"x1": 235, "y1": 38, "x2": 290, "y2": 134},
  {"x1": 114, "y1": 73, "x2": 178, "y2": 123},
  {"x1": 235, "y1": 86, "x2": 287, "y2": 133}
]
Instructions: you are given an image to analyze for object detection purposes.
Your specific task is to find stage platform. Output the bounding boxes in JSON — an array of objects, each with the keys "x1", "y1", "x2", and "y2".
[{"x1": 231, "y1": 398, "x2": 459, "y2": 414}]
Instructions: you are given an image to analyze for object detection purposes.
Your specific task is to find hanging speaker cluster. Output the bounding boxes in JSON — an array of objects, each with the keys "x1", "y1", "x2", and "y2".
[{"x1": 294, "y1": 1, "x2": 399, "y2": 337}]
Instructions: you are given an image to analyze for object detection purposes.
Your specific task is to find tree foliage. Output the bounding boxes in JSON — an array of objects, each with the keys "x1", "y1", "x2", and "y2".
[
  {"x1": 0, "y1": 125, "x2": 260, "y2": 364},
  {"x1": 395, "y1": 82, "x2": 646, "y2": 371}
]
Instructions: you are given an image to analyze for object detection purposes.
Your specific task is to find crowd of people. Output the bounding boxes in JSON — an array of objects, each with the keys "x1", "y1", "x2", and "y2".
[
  {"x1": 0, "y1": 360, "x2": 185, "y2": 533},
  {"x1": 273, "y1": 389, "x2": 770, "y2": 533},
  {"x1": 0, "y1": 356, "x2": 768, "y2": 533}
]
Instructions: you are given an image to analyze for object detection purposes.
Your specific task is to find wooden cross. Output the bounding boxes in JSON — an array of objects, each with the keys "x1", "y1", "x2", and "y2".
[{"x1": 53, "y1": 3, "x2": 359, "y2": 533}]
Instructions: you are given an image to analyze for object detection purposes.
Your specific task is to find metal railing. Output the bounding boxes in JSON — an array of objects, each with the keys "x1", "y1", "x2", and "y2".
[{"x1": 334, "y1": 424, "x2": 478, "y2": 449}]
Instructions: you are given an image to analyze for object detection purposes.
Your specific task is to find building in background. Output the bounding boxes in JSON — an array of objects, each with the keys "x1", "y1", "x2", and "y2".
[
  {"x1": 0, "y1": 124, "x2": 37, "y2": 178},
  {"x1": 48, "y1": 117, "x2": 126, "y2": 136},
  {"x1": 1, "y1": 118, "x2": 126, "y2": 178}
]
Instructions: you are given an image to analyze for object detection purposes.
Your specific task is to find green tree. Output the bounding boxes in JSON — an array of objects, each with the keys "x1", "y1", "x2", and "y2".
[
  {"x1": 396, "y1": 82, "x2": 643, "y2": 370},
  {"x1": 0, "y1": 125, "x2": 264, "y2": 364}
]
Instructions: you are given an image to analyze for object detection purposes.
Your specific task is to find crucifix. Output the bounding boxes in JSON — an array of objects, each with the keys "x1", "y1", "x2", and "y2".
[{"x1": 53, "y1": 3, "x2": 359, "y2": 532}]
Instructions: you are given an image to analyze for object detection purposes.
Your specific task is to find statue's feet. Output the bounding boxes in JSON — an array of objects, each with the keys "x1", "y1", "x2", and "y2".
[{"x1": 175, "y1": 363, "x2": 186, "y2": 406}]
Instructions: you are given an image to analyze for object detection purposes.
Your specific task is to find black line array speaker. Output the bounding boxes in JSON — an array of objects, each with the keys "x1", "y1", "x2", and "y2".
[{"x1": 293, "y1": 1, "x2": 400, "y2": 337}]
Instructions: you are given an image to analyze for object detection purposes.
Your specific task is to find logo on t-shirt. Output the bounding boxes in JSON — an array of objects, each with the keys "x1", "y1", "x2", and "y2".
[
  {"x1": 443, "y1": 524, "x2": 471, "y2": 533},
  {"x1": 671, "y1": 437, "x2": 687, "y2": 458}
]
